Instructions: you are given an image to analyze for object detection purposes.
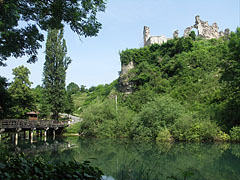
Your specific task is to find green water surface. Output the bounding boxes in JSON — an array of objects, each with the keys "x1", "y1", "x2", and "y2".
[{"x1": 3, "y1": 136, "x2": 240, "y2": 180}]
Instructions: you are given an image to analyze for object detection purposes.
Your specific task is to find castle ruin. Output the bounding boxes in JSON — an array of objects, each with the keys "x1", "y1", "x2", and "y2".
[
  {"x1": 143, "y1": 15, "x2": 230, "y2": 46},
  {"x1": 143, "y1": 26, "x2": 168, "y2": 46}
]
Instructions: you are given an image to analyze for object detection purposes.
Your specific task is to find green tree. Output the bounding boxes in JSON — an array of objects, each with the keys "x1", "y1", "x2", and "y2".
[
  {"x1": 8, "y1": 66, "x2": 35, "y2": 118},
  {"x1": 0, "y1": 0, "x2": 106, "y2": 66},
  {"x1": 32, "y1": 85, "x2": 51, "y2": 118},
  {"x1": 43, "y1": 28, "x2": 71, "y2": 120},
  {"x1": 65, "y1": 92, "x2": 75, "y2": 116},
  {"x1": 221, "y1": 27, "x2": 240, "y2": 128},
  {"x1": 0, "y1": 76, "x2": 11, "y2": 119},
  {"x1": 189, "y1": 31, "x2": 196, "y2": 41},
  {"x1": 67, "y1": 82, "x2": 80, "y2": 95},
  {"x1": 80, "y1": 85, "x2": 87, "y2": 93}
]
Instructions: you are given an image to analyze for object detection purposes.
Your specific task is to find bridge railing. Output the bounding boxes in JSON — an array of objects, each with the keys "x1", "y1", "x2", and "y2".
[{"x1": 0, "y1": 119, "x2": 67, "y2": 129}]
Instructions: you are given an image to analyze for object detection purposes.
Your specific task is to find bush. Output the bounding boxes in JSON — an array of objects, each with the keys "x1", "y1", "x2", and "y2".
[
  {"x1": 171, "y1": 113, "x2": 226, "y2": 141},
  {"x1": 133, "y1": 95, "x2": 185, "y2": 140},
  {"x1": 0, "y1": 154, "x2": 103, "y2": 180},
  {"x1": 230, "y1": 126, "x2": 240, "y2": 141},
  {"x1": 156, "y1": 128, "x2": 173, "y2": 142},
  {"x1": 79, "y1": 99, "x2": 135, "y2": 138}
]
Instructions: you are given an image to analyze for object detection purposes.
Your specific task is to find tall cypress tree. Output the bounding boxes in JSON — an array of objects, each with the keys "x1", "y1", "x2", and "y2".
[{"x1": 43, "y1": 28, "x2": 71, "y2": 120}]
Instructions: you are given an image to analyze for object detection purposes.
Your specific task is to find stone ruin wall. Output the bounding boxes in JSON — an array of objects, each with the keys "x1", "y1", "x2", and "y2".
[
  {"x1": 144, "y1": 15, "x2": 230, "y2": 47},
  {"x1": 143, "y1": 26, "x2": 168, "y2": 46},
  {"x1": 183, "y1": 15, "x2": 230, "y2": 39}
]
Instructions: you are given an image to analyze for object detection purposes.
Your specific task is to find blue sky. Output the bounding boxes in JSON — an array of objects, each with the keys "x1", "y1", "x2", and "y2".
[{"x1": 0, "y1": 0, "x2": 239, "y2": 88}]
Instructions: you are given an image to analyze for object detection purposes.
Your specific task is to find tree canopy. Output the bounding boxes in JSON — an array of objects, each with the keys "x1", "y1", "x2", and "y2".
[
  {"x1": 67, "y1": 82, "x2": 80, "y2": 95},
  {"x1": 8, "y1": 65, "x2": 35, "y2": 118},
  {"x1": 0, "y1": 0, "x2": 106, "y2": 66}
]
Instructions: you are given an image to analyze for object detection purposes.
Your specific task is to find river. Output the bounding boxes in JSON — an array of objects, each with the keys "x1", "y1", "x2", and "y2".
[{"x1": 1, "y1": 135, "x2": 240, "y2": 180}]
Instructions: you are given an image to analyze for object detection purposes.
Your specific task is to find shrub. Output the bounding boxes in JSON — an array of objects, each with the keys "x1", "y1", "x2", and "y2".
[
  {"x1": 215, "y1": 130, "x2": 230, "y2": 141},
  {"x1": 133, "y1": 95, "x2": 185, "y2": 140},
  {"x1": 156, "y1": 128, "x2": 173, "y2": 142},
  {"x1": 171, "y1": 113, "x2": 225, "y2": 142},
  {"x1": 79, "y1": 99, "x2": 135, "y2": 138},
  {"x1": 0, "y1": 154, "x2": 103, "y2": 180},
  {"x1": 183, "y1": 120, "x2": 219, "y2": 142},
  {"x1": 230, "y1": 126, "x2": 240, "y2": 141}
]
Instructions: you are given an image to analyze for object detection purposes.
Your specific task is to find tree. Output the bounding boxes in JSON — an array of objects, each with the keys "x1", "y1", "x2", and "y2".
[
  {"x1": 0, "y1": 76, "x2": 11, "y2": 119},
  {"x1": 0, "y1": 0, "x2": 106, "y2": 66},
  {"x1": 8, "y1": 66, "x2": 35, "y2": 118},
  {"x1": 80, "y1": 85, "x2": 87, "y2": 93},
  {"x1": 67, "y1": 82, "x2": 80, "y2": 95},
  {"x1": 43, "y1": 28, "x2": 71, "y2": 120},
  {"x1": 65, "y1": 92, "x2": 75, "y2": 116},
  {"x1": 220, "y1": 27, "x2": 240, "y2": 128}
]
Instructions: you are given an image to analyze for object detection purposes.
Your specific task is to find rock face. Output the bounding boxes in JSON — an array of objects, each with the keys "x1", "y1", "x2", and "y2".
[
  {"x1": 143, "y1": 26, "x2": 168, "y2": 46},
  {"x1": 118, "y1": 61, "x2": 135, "y2": 94}
]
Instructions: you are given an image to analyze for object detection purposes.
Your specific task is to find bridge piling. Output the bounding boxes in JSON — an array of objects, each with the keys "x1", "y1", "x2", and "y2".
[{"x1": 15, "y1": 133, "x2": 18, "y2": 146}]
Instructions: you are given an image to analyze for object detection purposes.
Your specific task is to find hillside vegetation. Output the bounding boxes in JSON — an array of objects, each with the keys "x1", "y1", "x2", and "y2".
[{"x1": 71, "y1": 28, "x2": 240, "y2": 142}]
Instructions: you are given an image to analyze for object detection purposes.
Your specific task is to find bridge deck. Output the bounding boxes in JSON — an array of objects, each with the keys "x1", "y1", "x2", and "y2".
[{"x1": 0, "y1": 119, "x2": 67, "y2": 131}]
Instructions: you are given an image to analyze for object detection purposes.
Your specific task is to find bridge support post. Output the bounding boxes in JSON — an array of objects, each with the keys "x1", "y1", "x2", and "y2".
[
  {"x1": 44, "y1": 128, "x2": 49, "y2": 142},
  {"x1": 53, "y1": 127, "x2": 58, "y2": 140},
  {"x1": 53, "y1": 129, "x2": 55, "y2": 140},
  {"x1": 15, "y1": 133, "x2": 18, "y2": 146},
  {"x1": 29, "y1": 128, "x2": 35, "y2": 144},
  {"x1": 0, "y1": 129, "x2": 5, "y2": 141},
  {"x1": 15, "y1": 128, "x2": 21, "y2": 146},
  {"x1": 30, "y1": 131, "x2": 33, "y2": 143}
]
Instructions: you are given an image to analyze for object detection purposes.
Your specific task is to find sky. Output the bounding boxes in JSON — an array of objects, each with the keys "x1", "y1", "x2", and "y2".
[{"x1": 0, "y1": 0, "x2": 239, "y2": 88}]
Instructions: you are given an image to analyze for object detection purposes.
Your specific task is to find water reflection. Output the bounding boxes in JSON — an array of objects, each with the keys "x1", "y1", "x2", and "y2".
[
  {"x1": 0, "y1": 133, "x2": 74, "y2": 155},
  {"x1": 1, "y1": 136, "x2": 240, "y2": 180},
  {"x1": 59, "y1": 138, "x2": 240, "y2": 180}
]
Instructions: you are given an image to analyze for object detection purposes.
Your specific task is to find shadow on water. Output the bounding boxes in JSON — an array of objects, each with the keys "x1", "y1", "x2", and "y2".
[{"x1": 1, "y1": 136, "x2": 240, "y2": 180}]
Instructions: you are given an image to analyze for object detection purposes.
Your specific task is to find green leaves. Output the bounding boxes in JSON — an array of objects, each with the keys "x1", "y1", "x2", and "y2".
[
  {"x1": 0, "y1": 154, "x2": 103, "y2": 180},
  {"x1": 7, "y1": 66, "x2": 35, "y2": 118},
  {"x1": 0, "y1": 0, "x2": 106, "y2": 65}
]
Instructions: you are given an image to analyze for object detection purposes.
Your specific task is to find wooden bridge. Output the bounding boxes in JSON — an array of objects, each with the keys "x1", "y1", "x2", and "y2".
[
  {"x1": 0, "y1": 119, "x2": 67, "y2": 131},
  {"x1": 0, "y1": 119, "x2": 69, "y2": 145}
]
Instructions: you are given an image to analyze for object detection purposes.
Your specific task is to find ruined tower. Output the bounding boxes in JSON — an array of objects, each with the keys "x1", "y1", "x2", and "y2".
[
  {"x1": 143, "y1": 26, "x2": 168, "y2": 46},
  {"x1": 143, "y1": 26, "x2": 150, "y2": 46}
]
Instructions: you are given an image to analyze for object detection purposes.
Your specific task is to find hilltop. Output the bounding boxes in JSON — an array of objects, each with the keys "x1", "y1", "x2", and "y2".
[{"x1": 70, "y1": 27, "x2": 240, "y2": 142}]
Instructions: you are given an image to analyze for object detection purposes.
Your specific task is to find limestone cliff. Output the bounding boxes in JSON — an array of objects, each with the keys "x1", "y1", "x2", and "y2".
[{"x1": 118, "y1": 61, "x2": 135, "y2": 94}]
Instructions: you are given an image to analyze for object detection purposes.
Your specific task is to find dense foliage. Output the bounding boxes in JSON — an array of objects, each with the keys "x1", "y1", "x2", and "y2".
[
  {"x1": 0, "y1": 154, "x2": 103, "y2": 180},
  {"x1": 0, "y1": 0, "x2": 106, "y2": 66},
  {"x1": 72, "y1": 28, "x2": 240, "y2": 142},
  {"x1": 8, "y1": 66, "x2": 35, "y2": 118},
  {"x1": 42, "y1": 29, "x2": 71, "y2": 120},
  {"x1": 0, "y1": 76, "x2": 10, "y2": 118}
]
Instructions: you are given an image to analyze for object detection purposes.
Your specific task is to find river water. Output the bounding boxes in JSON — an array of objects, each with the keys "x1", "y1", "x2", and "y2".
[{"x1": 2, "y1": 136, "x2": 240, "y2": 180}]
